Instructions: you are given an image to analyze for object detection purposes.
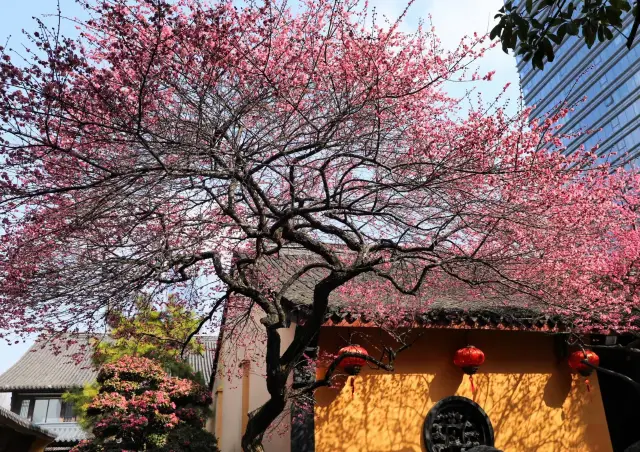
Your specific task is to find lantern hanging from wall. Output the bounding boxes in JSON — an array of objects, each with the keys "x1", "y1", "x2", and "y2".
[
  {"x1": 337, "y1": 344, "x2": 368, "y2": 397},
  {"x1": 453, "y1": 345, "x2": 485, "y2": 393},
  {"x1": 568, "y1": 349, "x2": 599, "y2": 392},
  {"x1": 337, "y1": 344, "x2": 369, "y2": 375}
]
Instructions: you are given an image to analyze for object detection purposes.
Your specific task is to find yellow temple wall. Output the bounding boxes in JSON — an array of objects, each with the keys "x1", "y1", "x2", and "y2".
[{"x1": 315, "y1": 328, "x2": 612, "y2": 452}]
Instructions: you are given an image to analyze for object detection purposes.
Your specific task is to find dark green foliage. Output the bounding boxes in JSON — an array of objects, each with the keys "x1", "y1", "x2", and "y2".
[
  {"x1": 163, "y1": 424, "x2": 222, "y2": 451},
  {"x1": 492, "y1": 0, "x2": 639, "y2": 70}
]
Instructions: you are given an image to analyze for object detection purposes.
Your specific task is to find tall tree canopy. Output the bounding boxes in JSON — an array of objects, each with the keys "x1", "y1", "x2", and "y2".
[
  {"x1": 94, "y1": 296, "x2": 206, "y2": 378},
  {"x1": 1, "y1": 0, "x2": 639, "y2": 449}
]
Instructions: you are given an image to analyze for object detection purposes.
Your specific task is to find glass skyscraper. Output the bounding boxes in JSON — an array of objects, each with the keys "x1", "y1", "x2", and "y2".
[{"x1": 515, "y1": 7, "x2": 640, "y2": 166}]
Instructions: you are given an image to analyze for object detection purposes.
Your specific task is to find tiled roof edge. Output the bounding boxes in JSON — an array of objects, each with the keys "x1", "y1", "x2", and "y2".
[{"x1": 0, "y1": 406, "x2": 56, "y2": 440}]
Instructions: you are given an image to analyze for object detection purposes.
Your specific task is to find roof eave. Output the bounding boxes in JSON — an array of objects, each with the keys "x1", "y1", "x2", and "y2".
[{"x1": 0, "y1": 408, "x2": 56, "y2": 441}]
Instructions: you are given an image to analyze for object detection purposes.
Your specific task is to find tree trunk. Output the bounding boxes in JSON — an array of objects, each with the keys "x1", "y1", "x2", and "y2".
[
  {"x1": 241, "y1": 394, "x2": 287, "y2": 452},
  {"x1": 241, "y1": 274, "x2": 350, "y2": 451},
  {"x1": 241, "y1": 326, "x2": 288, "y2": 451}
]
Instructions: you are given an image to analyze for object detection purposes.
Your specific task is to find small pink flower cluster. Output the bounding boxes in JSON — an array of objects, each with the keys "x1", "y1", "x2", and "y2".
[
  {"x1": 87, "y1": 392, "x2": 127, "y2": 414},
  {"x1": 128, "y1": 390, "x2": 176, "y2": 413}
]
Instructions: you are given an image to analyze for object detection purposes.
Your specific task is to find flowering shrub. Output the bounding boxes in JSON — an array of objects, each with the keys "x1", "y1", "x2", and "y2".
[{"x1": 71, "y1": 356, "x2": 218, "y2": 451}]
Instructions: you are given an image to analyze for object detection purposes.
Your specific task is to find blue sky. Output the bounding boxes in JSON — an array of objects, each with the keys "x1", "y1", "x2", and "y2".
[
  {"x1": 1, "y1": 0, "x2": 84, "y2": 46},
  {"x1": 0, "y1": 0, "x2": 519, "y2": 377}
]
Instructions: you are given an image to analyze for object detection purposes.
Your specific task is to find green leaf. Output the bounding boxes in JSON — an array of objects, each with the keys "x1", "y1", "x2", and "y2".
[
  {"x1": 603, "y1": 26, "x2": 614, "y2": 40},
  {"x1": 568, "y1": 21, "x2": 579, "y2": 35},
  {"x1": 597, "y1": 25, "x2": 605, "y2": 42},
  {"x1": 509, "y1": 28, "x2": 519, "y2": 48},
  {"x1": 502, "y1": 24, "x2": 513, "y2": 52},
  {"x1": 548, "y1": 32, "x2": 562, "y2": 44},
  {"x1": 490, "y1": 23, "x2": 503, "y2": 40},
  {"x1": 541, "y1": 37, "x2": 555, "y2": 61},
  {"x1": 605, "y1": 6, "x2": 623, "y2": 26},
  {"x1": 557, "y1": 23, "x2": 568, "y2": 41},
  {"x1": 526, "y1": 0, "x2": 533, "y2": 14},
  {"x1": 532, "y1": 48, "x2": 545, "y2": 70},
  {"x1": 583, "y1": 23, "x2": 596, "y2": 47},
  {"x1": 513, "y1": 14, "x2": 530, "y2": 40}
]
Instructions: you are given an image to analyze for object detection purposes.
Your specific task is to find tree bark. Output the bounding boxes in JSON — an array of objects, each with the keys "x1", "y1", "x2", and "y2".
[
  {"x1": 240, "y1": 273, "x2": 348, "y2": 451},
  {"x1": 241, "y1": 327, "x2": 288, "y2": 451},
  {"x1": 241, "y1": 392, "x2": 287, "y2": 451}
]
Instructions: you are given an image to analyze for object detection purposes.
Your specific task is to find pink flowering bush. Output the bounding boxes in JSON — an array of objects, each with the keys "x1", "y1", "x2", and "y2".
[{"x1": 71, "y1": 356, "x2": 218, "y2": 451}]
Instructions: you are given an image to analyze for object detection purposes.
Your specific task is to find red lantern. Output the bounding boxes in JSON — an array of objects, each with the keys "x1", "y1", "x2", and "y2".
[
  {"x1": 568, "y1": 349, "x2": 599, "y2": 391},
  {"x1": 337, "y1": 344, "x2": 368, "y2": 375},
  {"x1": 568, "y1": 349, "x2": 599, "y2": 376},
  {"x1": 454, "y1": 345, "x2": 485, "y2": 393}
]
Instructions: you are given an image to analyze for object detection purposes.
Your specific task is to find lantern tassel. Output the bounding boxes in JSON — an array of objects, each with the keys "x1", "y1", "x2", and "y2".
[
  {"x1": 350, "y1": 376, "x2": 356, "y2": 398},
  {"x1": 469, "y1": 374, "x2": 475, "y2": 394},
  {"x1": 585, "y1": 378, "x2": 591, "y2": 392}
]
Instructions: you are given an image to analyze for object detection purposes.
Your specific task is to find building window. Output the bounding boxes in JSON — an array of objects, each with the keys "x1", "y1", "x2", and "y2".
[
  {"x1": 599, "y1": 75, "x2": 608, "y2": 87},
  {"x1": 18, "y1": 399, "x2": 30, "y2": 418},
  {"x1": 423, "y1": 396, "x2": 494, "y2": 452},
  {"x1": 611, "y1": 116, "x2": 621, "y2": 129},
  {"x1": 32, "y1": 399, "x2": 50, "y2": 423},
  {"x1": 14, "y1": 396, "x2": 76, "y2": 424}
]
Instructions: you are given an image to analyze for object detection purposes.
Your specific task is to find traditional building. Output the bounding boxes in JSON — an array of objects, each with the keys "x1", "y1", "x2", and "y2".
[
  {"x1": 211, "y1": 249, "x2": 640, "y2": 452},
  {"x1": 0, "y1": 334, "x2": 217, "y2": 451}
]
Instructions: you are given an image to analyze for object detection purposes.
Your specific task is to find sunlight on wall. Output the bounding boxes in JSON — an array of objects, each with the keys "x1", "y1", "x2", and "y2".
[{"x1": 315, "y1": 329, "x2": 612, "y2": 452}]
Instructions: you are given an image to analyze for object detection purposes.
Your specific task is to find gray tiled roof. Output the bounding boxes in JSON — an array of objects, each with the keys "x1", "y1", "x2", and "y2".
[
  {"x1": 0, "y1": 334, "x2": 217, "y2": 391},
  {"x1": 189, "y1": 336, "x2": 218, "y2": 384},
  {"x1": 0, "y1": 335, "x2": 97, "y2": 391},
  {"x1": 252, "y1": 250, "x2": 537, "y2": 309},
  {"x1": 250, "y1": 249, "x2": 571, "y2": 330},
  {"x1": 40, "y1": 422, "x2": 88, "y2": 444},
  {"x1": 0, "y1": 406, "x2": 56, "y2": 440}
]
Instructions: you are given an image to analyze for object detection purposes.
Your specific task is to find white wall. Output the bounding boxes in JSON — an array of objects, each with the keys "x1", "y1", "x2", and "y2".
[{"x1": 0, "y1": 392, "x2": 10, "y2": 409}]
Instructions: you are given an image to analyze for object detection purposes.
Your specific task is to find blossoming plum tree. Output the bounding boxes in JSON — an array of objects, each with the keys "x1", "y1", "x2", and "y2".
[{"x1": 1, "y1": 0, "x2": 639, "y2": 450}]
